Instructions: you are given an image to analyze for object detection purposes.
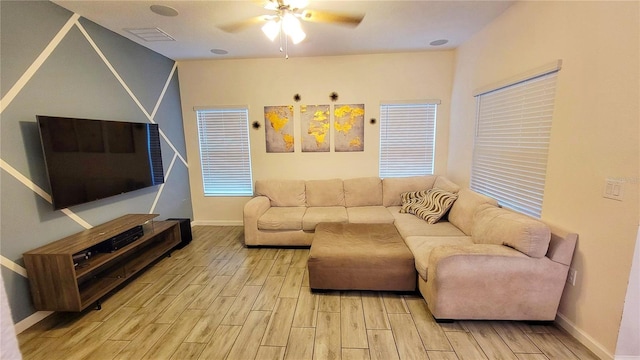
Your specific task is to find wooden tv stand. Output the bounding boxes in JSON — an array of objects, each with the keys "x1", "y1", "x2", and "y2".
[{"x1": 23, "y1": 214, "x2": 180, "y2": 312}]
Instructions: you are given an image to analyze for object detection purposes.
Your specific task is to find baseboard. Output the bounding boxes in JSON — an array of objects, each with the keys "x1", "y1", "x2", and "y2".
[
  {"x1": 614, "y1": 356, "x2": 640, "y2": 360},
  {"x1": 191, "y1": 220, "x2": 243, "y2": 226},
  {"x1": 555, "y1": 312, "x2": 614, "y2": 360},
  {"x1": 14, "y1": 310, "x2": 53, "y2": 334}
]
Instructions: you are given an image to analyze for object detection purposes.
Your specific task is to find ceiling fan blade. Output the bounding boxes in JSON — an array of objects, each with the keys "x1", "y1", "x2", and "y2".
[
  {"x1": 300, "y1": 9, "x2": 364, "y2": 27},
  {"x1": 218, "y1": 15, "x2": 270, "y2": 33},
  {"x1": 262, "y1": 0, "x2": 278, "y2": 11}
]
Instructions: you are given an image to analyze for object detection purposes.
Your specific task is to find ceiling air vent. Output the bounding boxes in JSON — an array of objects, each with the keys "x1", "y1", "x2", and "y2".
[{"x1": 125, "y1": 28, "x2": 175, "y2": 42}]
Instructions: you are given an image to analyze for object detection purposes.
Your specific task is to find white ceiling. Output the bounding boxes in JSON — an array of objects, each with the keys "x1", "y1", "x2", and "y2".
[{"x1": 52, "y1": 0, "x2": 515, "y2": 61}]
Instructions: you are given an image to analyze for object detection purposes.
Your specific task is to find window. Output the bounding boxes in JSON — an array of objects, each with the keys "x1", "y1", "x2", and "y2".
[
  {"x1": 379, "y1": 102, "x2": 438, "y2": 178},
  {"x1": 471, "y1": 66, "x2": 559, "y2": 218},
  {"x1": 196, "y1": 107, "x2": 253, "y2": 196}
]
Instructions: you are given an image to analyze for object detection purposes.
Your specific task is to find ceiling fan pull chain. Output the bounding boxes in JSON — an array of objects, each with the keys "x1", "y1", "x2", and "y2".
[
  {"x1": 279, "y1": 21, "x2": 284, "y2": 53},
  {"x1": 285, "y1": 34, "x2": 289, "y2": 59}
]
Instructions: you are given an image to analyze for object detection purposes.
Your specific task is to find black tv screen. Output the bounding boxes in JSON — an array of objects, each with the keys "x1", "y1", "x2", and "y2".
[{"x1": 37, "y1": 115, "x2": 164, "y2": 209}]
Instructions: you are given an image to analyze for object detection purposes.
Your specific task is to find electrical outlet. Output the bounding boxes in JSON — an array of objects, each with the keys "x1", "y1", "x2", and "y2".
[{"x1": 567, "y1": 268, "x2": 577, "y2": 286}]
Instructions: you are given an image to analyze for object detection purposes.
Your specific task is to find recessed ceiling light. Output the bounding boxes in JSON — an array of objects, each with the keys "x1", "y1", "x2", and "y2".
[
  {"x1": 150, "y1": 5, "x2": 179, "y2": 17},
  {"x1": 429, "y1": 39, "x2": 449, "y2": 46},
  {"x1": 211, "y1": 49, "x2": 229, "y2": 55}
]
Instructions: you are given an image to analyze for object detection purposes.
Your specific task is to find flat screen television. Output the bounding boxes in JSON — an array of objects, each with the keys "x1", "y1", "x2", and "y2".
[{"x1": 37, "y1": 115, "x2": 164, "y2": 210}]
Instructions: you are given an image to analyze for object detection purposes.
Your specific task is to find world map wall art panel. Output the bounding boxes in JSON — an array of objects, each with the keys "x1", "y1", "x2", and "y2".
[
  {"x1": 334, "y1": 104, "x2": 365, "y2": 152},
  {"x1": 264, "y1": 105, "x2": 294, "y2": 153},
  {"x1": 301, "y1": 104, "x2": 330, "y2": 152}
]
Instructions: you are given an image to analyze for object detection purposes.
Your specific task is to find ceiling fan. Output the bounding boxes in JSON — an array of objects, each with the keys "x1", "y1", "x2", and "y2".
[{"x1": 219, "y1": 0, "x2": 365, "y2": 49}]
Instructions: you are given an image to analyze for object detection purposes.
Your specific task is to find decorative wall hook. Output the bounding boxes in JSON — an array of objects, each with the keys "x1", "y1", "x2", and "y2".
[
  {"x1": 293, "y1": 93, "x2": 301, "y2": 102},
  {"x1": 252, "y1": 121, "x2": 262, "y2": 130},
  {"x1": 330, "y1": 92, "x2": 339, "y2": 102},
  {"x1": 370, "y1": 118, "x2": 377, "y2": 124}
]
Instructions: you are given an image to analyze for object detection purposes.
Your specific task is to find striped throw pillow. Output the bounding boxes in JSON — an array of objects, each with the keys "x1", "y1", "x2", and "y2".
[
  {"x1": 399, "y1": 190, "x2": 429, "y2": 214},
  {"x1": 413, "y1": 189, "x2": 458, "y2": 224}
]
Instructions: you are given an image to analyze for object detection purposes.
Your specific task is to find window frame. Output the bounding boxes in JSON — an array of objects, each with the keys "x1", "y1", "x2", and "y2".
[
  {"x1": 470, "y1": 63, "x2": 561, "y2": 218},
  {"x1": 195, "y1": 106, "x2": 253, "y2": 197},
  {"x1": 379, "y1": 101, "x2": 439, "y2": 178}
]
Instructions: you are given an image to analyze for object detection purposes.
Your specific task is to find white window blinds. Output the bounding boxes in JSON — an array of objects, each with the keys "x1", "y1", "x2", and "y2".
[
  {"x1": 196, "y1": 108, "x2": 253, "y2": 196},
  {"x1": 379, "y1": 102, "x2": 438, "y2": 178},
  {"x1": 471, "y1": 70, "x2": 558, "y2": 218}
]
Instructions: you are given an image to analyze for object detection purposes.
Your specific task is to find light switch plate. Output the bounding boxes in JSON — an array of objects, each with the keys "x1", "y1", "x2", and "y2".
[{"x1": 603, "y1": 178, "x2": 624, "y2": 201}]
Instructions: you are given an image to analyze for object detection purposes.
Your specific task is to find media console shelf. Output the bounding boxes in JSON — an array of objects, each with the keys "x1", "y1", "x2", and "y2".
[{"x1": 23, "y1": 214, "x2": 180, "y2": 312}]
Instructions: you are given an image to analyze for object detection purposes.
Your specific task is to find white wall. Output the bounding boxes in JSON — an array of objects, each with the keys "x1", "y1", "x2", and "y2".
[
  {"x1": 448, "y1": 1, "x2": 639, "y2": 358},
  {"x1": 178, "y1": 52, "x2": 455, "y2": 224},
  {"x1": 615, "y1": 228, "x2": 640, "y2": 359}
]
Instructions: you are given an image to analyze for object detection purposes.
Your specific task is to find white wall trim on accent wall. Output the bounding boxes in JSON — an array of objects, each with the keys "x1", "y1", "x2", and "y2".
[
  {"x1": 60, "y1": 209, "x2": 92, "y2": 229},
  {"x1": 149, "y1": 63, "x2": 188, "y2": 167},
  {"x1": 0, "y1": 159, "x2": 52, "y2": 204},
  {"x1": 158, "y1": 129, "x2": 188, "y2": 167},
  {"x1": 615, "y1": 356, "x2": 640, "y2": 360},
  {"x1": 0, "y1": 256, "x2": 27, "y2": 278},
  {"x1": 0, "y1": 14, "x2": 80, "y2": 113},
  {"x1": 75, "y1": 21, "x2": 153, "y2": 121},
  {"x1": 1, "y1": 4, "x2": 191, "y2": 333},
  {"x1": 14, "y1": 311, "x2": 53, "y2": 335},
  {"x1": 150, "y1": 153, "x2": 177, "y2": 214},
  {"x1": 1, "y1": 8, "x2": 188, "y2": 282},
  {"x1": 0, "y1": 159, "x2": 92, "y2": 232},
  {"x1": 556, "y1": 312, "x2": 614, "y2": 360},
  {"x1": 192, "y1": 220, "x2": 243, "y2": 226},
  {"x1": 76, "y1": 17, "x2": 189, "y2": 170},
  {"x1": 151, "y1": 63, "x2": 177, "y2": 120},
  {"x1": 76, "y1": 19, "x2": 187, "y2": 170}
]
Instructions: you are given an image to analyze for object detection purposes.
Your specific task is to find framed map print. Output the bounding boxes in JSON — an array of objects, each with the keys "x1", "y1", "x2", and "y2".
[
  {"x1": 334, "y1": 104, "x2": 364, "y2": 152},
  {"x1": 301, "y1": 104, "x2": 330, "y2": 152},
  {"x1": 264, "y1": 105, "x2": 294, "y2": 153}
]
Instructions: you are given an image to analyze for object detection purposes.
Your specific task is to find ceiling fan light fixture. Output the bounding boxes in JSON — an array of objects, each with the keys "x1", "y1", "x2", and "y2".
[
  {"x1": 288, "y1": 26, "x2": 306, "y2": 44},
  {"x1": 282, "y1": 13, "x2": 306, "y2": 44},
  {"x1": 262, "y1": 20, "x2": 280, "y2": 41},
  {"x1": 281, "y1": 13, "x2": 301, "y2": 34}
]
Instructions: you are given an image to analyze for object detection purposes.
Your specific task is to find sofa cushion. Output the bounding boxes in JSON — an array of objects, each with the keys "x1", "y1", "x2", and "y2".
[
  {"x1": 306, "y1": 179, "x2": 345, "y2": 207},
  {"x1": 448, "y1": 188, "x2": 498, "y2": 235},
  {"x1": 412, "y1": 189, "x2": 458, "y2": 224},
  {"x1": 302, "y1": 207, "x2": 348, "y2": 231},
  {"x1": 389, "y1": 207, "x2": 466, "y2": 237},
  {"x1": 404, "y1": 236, "x2": 473, "y2": 279},
  {"x1": 255, "y1": 179, "x2": 306, "y2": 207},
  {"x1": 382, "y1": 175, "x2": 437, "y2": 207},
  {"x1": 344, "y1": 177, "x2": 383, "y2": 207},
  {"x1": 346, "y1": 206, "x2": 395, "y2": 224},
  {"x1": 258, "y1": 207, "x2": 306, "y2": 231},
  {"x1": 433, "y1": 176, "x2": 461, "y2": 194},
  {"x1": 472, "y1": 205, "x2": 551, "y2": 258}
]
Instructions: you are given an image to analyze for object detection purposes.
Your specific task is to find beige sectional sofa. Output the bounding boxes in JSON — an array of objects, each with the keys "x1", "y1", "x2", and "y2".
[{"x1": 243, "y1": 175, "x2": 577, "y2": 321}]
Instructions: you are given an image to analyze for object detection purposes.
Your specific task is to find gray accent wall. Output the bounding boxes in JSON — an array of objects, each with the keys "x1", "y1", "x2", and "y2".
[{"x1": 0, "y1": 1, "x2": 192, "y2": 323}]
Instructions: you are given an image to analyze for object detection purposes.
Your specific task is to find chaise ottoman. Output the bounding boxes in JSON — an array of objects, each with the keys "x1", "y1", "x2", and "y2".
[{"x1": 308, "y1": 222, "x2": 416, "y2": 291}]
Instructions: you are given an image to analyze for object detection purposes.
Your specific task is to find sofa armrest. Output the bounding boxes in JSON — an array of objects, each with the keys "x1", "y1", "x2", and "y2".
[
  {"x1": 428, "y1": 244, "x2": 534, "y2": 282},
  {"x1": 545, "y1": 223, "x2": 577, "y2": 266},
  {"x1": 243, "y1": 196, "x2": 271, "y2": 245},
  {"x1": 425, "y1": 244, "x2": 569, "y2": 320}
]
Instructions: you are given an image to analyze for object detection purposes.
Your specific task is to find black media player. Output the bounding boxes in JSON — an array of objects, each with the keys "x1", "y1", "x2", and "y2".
[{"x1": 94, "y1": 225, "x2": 144, "y2": 253}]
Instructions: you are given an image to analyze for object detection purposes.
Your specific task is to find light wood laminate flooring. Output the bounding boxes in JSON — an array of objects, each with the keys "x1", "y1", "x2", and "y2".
[{"x1": 18, "y1": 226, "x2": 600, "y2": 360}]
